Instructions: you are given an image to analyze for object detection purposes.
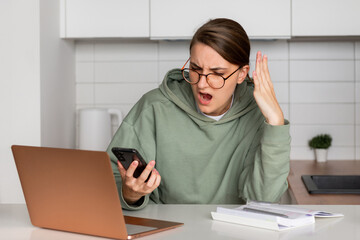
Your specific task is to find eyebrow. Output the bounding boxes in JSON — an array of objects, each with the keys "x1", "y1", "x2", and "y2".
[{"x1": 190, "y1": 62, "x2": 228, "y2": 71}]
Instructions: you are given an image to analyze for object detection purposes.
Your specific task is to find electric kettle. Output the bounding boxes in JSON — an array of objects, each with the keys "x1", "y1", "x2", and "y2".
[{"x1": 78, "y1": 108, "x2": 122, "y2": 151}]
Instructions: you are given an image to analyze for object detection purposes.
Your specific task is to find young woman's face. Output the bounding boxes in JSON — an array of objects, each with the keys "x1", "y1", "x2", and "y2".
[{"x1": 189, "y1": 43, "x2": 249, "y2": 116}]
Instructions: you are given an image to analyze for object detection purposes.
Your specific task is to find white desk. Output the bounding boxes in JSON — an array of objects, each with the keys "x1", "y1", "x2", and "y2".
[{"x1": 0, "y1": 204, "x2": 359, "y2": 240}]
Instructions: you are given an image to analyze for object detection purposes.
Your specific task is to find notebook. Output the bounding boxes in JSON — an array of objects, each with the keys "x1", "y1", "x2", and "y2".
[
  {"x1": 11, "y1": 145, "x2": 183, "y2": 239},
  {"x1": 211, "y1": 200, "x2": 343, "y2": 231}
]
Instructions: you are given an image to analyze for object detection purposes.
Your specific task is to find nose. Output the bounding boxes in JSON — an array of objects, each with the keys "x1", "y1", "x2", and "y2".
[{"x1": 197, "y1": 74, "x2": 209, "y2": 89}]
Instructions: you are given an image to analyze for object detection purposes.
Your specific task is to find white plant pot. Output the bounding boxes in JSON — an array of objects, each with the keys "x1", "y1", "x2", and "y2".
[{"x1": 315, "y1": 149, "x2": 328, "y2": 163}]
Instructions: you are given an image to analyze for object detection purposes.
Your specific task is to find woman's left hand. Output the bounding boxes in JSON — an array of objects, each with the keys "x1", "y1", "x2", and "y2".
[{"x1": 252, "y1": 51, "x2": 284, "y2": 126}]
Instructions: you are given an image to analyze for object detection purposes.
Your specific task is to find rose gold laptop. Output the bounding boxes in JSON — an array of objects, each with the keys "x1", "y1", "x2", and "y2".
[{"x1": 11, "y1": 145, "x2": 183, "y2": 239}]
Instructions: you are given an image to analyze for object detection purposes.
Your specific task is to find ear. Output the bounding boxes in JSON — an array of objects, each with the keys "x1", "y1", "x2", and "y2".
[{"x1": 236, "y1": 65, "x2": 250, "y2": 84}]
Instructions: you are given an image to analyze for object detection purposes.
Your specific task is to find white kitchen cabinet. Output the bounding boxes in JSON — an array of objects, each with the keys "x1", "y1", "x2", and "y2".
[
  {"x1": 150, "y1": 0, "x2": 291, "y2": 39},
  {"x1": 61, "y1": 0, "x2": 149, "y2": 38},
  {"x1": 292, "y1": 0, "x2": 360, "y2": 36}
]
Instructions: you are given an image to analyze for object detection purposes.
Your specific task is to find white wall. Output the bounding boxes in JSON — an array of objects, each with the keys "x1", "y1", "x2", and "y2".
[
  {"x1": 0, "y1": 0, "x2": 75, "y2": 204},
  {"x1": 0, "y1": 0, "x2": 41, "y2": 204},
  {"x1": 40, "y1": 0, "x2": 75, "y2": 148},
  {"x1": 75, "y1": 39, "x2": 360, "y2": 160}
]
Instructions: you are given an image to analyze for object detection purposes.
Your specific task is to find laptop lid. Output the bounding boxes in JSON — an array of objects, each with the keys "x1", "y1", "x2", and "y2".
[{"x1": 11, "y1": 145, "x2": 183, "y2": 240}]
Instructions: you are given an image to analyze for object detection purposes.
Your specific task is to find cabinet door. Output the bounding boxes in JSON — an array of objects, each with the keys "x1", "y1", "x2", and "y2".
[
  {"x1": 150, "y1": 0, "x2": 290, "y2": 39},
  {"x1": 292, "y1": 0, "x2": 360, "y2": 36},
  {"x1": 61, "y1": 0, "x2": 149, "y2": 38}
]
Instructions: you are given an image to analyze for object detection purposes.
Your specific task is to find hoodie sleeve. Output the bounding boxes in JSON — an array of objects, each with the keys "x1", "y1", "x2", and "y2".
[
  {"x1": 238, "y1": 119, "x2": 291, "y2": 202},
  {"x1": 106, "y1": 121, "x2": 150, "y2": 211}
]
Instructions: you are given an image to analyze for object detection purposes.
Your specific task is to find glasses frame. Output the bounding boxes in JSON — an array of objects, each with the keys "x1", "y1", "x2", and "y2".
[{"x1": 181, "y1": 58, "x2": 242, "y2": 89}]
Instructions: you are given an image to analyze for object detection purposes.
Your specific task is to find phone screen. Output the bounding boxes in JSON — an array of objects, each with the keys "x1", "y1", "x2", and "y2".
[{"x1": 111, "y1": 147, "x2": 149, "y2": 179}]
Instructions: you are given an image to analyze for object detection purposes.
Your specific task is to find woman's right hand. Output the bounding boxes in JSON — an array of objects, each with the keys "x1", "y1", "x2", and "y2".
[{"x1": 117, "y1": 159, "x2": 161, "y2": 205}]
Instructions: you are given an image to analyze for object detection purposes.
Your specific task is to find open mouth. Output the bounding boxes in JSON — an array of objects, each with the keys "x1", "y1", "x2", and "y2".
[{"x1": 198, "y1": 92, "x2": 212, "y2": 105}]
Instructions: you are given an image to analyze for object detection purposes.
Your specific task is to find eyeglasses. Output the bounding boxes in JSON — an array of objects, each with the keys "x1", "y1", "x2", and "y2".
[{"x1": 181, "y1": 58, "x2": 242, "y2": 89}]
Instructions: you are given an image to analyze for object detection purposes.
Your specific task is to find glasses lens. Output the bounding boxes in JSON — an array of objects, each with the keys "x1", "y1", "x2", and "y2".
[
  {"x1": 182, "y1": 69, "x2": 225, "y2": 89},
  {"x1": 207, "y1": 75, "x2": 225, "y2": 89},
  {"x1": 183, "y1": 69, "x2": 198, "y2": 84}
]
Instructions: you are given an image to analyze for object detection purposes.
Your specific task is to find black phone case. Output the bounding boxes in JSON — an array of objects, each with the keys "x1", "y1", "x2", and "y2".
[{"x1": 111, "y1": 147, "x2": 148, "y2": 179}]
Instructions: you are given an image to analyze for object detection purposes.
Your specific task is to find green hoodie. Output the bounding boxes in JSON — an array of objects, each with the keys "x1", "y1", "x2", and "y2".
[{"x1": 107, "y1": 69, "x2": 291, "y2": 210}]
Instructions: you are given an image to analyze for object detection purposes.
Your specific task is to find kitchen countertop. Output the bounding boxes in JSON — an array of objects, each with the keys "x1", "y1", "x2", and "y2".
[{"x1": 288, "y1": 160, "x2": 360, "y2": 205}]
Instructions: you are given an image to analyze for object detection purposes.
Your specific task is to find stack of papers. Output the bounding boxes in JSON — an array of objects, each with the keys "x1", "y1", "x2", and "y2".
[{"x1": 211, "y1": 201, "x2": 343, "y2": 231}]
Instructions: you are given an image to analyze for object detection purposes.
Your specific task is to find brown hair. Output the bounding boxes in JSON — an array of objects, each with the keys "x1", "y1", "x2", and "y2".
[{"x1": 190, "y1": 18, "x2": 250, "y2": 70}]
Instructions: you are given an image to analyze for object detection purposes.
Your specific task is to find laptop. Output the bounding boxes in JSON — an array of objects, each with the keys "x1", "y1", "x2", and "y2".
[{"x1": 11, "y1": 145, "x2": 183, "y2": 239}]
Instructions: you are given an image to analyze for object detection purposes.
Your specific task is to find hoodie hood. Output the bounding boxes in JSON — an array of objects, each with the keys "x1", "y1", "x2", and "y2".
[{"x1": 159, "y1": 69, "x2": 258, "y2": 124}]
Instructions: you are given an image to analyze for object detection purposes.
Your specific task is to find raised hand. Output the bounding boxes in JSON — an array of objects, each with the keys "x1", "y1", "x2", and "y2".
[{"x1": 252, "y1": 51, "x2": 284, "y2": 126}]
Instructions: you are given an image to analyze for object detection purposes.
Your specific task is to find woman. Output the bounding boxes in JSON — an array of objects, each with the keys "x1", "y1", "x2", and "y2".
[{"x1": 107, "y1": 18, "x2": 291, "y2": 210}]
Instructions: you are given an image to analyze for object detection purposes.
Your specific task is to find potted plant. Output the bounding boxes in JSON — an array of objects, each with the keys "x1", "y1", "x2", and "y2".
[{"x1": 308, "y1": 134, "x2": 332, "y2": 162}]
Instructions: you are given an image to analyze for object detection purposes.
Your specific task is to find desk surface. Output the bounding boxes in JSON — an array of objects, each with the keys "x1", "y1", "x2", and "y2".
[
  {"x1": 1, "y1": 204, "x2": 359, "y2": 240},
  {"x1": 288, "y1": 160, "x2": 360, "y2": 204}
]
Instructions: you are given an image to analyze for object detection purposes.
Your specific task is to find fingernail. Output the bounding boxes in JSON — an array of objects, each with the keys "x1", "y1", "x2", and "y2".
[
  {"x1": 132, "y1": 161, "x2": 138, "y2": 166},
  {"x1": 149, "y1": 160, "x2": 155, "y2": 166}
]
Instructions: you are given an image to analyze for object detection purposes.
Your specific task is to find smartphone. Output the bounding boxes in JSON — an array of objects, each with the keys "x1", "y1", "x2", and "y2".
[{"x1": 111, "y1": 147, "x2": 150, "y2": 180}]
